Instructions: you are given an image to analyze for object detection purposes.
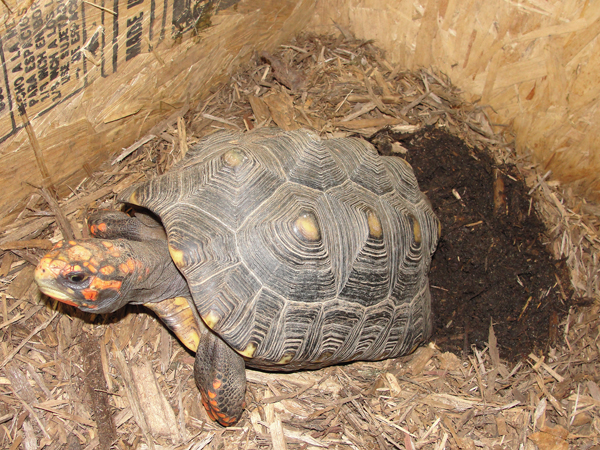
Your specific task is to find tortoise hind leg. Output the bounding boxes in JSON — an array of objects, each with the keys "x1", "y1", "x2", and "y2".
[{"x1": 194, "y1": 328, "x2": 246, "y2": 426}]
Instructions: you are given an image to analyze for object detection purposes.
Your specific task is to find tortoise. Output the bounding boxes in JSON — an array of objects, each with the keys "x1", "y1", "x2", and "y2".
[{"x1": 35, "y1": 128, "x2": 439, "y2": 426}]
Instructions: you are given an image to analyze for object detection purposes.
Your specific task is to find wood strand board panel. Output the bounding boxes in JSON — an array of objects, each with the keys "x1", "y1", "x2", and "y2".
[
  {"x1": 309, "y1": 0, "x2": 600, "y2": 199},
  {"x1": 0, "y1": 0, "x2": 315, "y2": 226}
]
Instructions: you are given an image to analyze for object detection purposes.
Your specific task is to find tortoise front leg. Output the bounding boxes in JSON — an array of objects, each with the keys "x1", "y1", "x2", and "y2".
[
  {"x1": 144, "y1": 297, "x2": 200, "y2": 352},
  {"x1": 146, "y1": 297, "x2": 246, "y2": 425},
  {"x1": 88, "y1": 209, "x2": 167, "y2": 241},
  {"x1": 194, "y1": 326, "x2": 247, "y2": 426}
]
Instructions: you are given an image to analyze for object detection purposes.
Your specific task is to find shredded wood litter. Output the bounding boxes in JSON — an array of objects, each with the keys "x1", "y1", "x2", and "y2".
[{"x1": 1, "y1": 33, "x2": 599, "y2": 450}]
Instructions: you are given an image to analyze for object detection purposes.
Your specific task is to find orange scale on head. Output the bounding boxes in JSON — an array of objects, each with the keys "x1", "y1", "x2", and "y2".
[
  {"x1": 37, "y1": 257, "x2": 54, "y2": 274},
  {"x1": 126, "y1": 259, "x2": 136, "y2": 272},
  {"x1": 82, "y1": 289, "x2": 99, "y2": 301},
  {"x1": 90, "y1": 278, "x2": 122, "y2": 291},
  {"x1": 118, "y1": 263, "x2": 130, "y2": 275},
  {"x1": 48, "y1": 259, "x2": 67, "y2": 273},
  {"x1": 83, "y1": 262, "x2": 98, "y2": 274},
  {"x1": 100, "y1": 266, "x2": 115, "y2": 276},
  {"x1": 101, "y1": 241, "x2": 113, "y2": 249},
  {"x1": 67, "y1": 245, "x2": 92, "y2": 262},
  {"x1": 109, "y1": 249, "x2": 121, "y2": 258}
]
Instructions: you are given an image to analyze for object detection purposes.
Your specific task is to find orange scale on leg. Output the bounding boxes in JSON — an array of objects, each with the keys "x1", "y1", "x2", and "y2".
[
  {"x1": 98, "y1": 223, "x2": 107, "y2": 232},
  {"x1": 221, "y1": 415, "x2": 238, "y2": 426},
  {"x1": 207, "y1": 389, "x2": 217, "y2": 399}
]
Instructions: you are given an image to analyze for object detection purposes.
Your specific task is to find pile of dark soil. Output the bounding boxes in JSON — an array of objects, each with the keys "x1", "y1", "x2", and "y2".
[{"x1": 371, "y1": 127, "x2": 574, "y2": 360}]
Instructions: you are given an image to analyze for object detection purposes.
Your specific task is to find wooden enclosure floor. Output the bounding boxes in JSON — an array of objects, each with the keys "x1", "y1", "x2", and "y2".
[{"x1": 0, "y1": 33, "x2": 599, "y2": 450}]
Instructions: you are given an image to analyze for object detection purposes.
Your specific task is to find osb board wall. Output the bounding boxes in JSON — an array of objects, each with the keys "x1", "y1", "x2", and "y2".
[
  {"x1": 310, "y1": 0, "x2": 600, "y2": 200},
  {"x1": 0, "y1": 0, "x2": 315, "y2": 227}
]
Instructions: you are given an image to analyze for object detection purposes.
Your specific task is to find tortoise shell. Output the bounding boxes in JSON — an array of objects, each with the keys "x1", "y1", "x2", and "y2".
[{"x1": 120, "y1": 128, "x2": 439, "y2": 370}]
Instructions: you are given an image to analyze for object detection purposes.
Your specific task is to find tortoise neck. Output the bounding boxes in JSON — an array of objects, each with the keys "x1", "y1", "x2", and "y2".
[{"x1": 125, "y1": 240, "x2": 191, "y2": 305}]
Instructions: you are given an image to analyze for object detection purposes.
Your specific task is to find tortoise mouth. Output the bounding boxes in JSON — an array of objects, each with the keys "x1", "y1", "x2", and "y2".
[{"x1": 35, "y1": 279, "x2": 78, "y2": 305}]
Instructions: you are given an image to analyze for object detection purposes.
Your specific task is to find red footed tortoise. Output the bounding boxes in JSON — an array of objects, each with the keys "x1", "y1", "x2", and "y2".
[{"x1": 35, "y1": 128, "x2": 439, "y2": 426}]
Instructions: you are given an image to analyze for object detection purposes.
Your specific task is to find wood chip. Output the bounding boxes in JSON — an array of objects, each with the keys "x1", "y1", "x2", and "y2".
[{"x1": 6, "y1": 266, "x2": 36, "y2": 300}]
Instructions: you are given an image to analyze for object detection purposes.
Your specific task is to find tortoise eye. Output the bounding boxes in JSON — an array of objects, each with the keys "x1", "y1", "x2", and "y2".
[{"x1": 68, "y1": 272, "x2": 89, "y2": 284}]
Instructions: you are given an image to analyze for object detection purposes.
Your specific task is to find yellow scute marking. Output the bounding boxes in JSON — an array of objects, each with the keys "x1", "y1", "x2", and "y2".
[
  {"x1": 222, "y1": 149, "x2": 245, "y2": 167},
  {"x1": 127, "y1": 190, "x2": 138, "y2": 205},
  {"x1": 367, "y1": 210, "x2": 383, "y2": 239},
  {"x1": 276, "y1": 353, "x2": 293, "y2": 365},
  {"x1": 169, "y1": 245, "x2": 186, "y2": 267},
  {"x1": 239, "y1": 342, "x2": 256, "y2": 358},
  {"x1": 203, "y1": 311, "x2": 220, "y2": 329},
  {"x1": 294, "y1": 213, "x2": 320, "y2": 241},
  {"x1": 413, "y1": 217, "x2": 422, "y2": 244}
]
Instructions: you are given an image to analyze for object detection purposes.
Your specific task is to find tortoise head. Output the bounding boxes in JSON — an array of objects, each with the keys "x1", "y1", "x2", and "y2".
[{"x1": 35, "y1": 239, "x2": 142, "y2": 314}]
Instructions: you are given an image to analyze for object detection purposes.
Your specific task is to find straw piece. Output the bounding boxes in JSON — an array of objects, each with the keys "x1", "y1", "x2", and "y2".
[{"x1": 39, "y1": 188, "x2": 75, "y2": 241}]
